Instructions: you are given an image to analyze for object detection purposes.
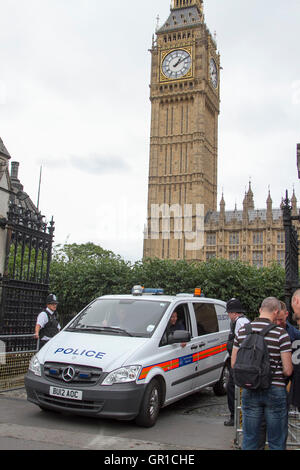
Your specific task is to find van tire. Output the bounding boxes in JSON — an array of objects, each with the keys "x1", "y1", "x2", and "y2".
[
  {"x1": 135, "y1": 379, "x2": 161, "y2": 428},
  {"x1": 213, "y1": 362, "x2": 229, "y2": 396}
]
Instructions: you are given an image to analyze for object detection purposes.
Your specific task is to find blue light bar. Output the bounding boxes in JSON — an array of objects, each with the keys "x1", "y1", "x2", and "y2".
[
  {"x1": 131, "y1": 286, "x2": 164, "y2": 296},
  {"x1": 143, "y1": 288, "x2": 164, "y2": 295}
]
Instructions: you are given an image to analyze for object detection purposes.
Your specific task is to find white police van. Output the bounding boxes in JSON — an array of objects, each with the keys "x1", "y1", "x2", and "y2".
[{"x1": 25, "y1": 287, "x2": 230, "y2": 427}]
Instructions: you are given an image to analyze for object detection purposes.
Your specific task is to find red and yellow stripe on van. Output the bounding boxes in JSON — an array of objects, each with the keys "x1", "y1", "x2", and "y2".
[
  {"x1": 193, "y1": 343, "x2": 227, "y2": 362},
  {"x1": 138, "y1": 342, "x2": 227, "y2": 381}
]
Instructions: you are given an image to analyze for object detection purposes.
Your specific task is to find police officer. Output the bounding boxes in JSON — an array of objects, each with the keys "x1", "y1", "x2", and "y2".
[
  {"x1": 34, "y1": 294, "x2": 61, "y2": 350},
  {"x1": 224, "y1": 298, "x2": 249, "y2": 426}
]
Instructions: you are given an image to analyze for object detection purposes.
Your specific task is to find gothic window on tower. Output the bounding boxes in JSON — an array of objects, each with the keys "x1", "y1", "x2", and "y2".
[
  {"x1": 206, "y1": 233, "x2": 216, "y2": 246},
  {"x1": 206, "y1": 251, "x2": 216, "y2": 261},
  {"x1": 277, "y1": 251, "x2": 285, "y2": 267},
  {"x1": 253, "y1": 232, "x2": 263, "y2": 245},
  {"x1": 229, "y1": 233, "x2": 239, "y2": 245},
  {"x1": 253, "y1": 251, "x2": 263, "y2": 268},
  {"x1": 229, "y1": 251, "x2": 239, "y2": 261},
  {"x1": 277, "y1": 232, "x2": 284, "y2": 244}
]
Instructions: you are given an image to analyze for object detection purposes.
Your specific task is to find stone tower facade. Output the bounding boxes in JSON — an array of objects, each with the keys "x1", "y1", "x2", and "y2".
[
  {"x1": 143, "y1": 2, "x2": 299, "y2": 268},
  {"x1": 204, "y1": 183, "x2": 300, "y2": 267},
  {"x1": 143, "y1": 0, "x2": 220, "y2": 261}
]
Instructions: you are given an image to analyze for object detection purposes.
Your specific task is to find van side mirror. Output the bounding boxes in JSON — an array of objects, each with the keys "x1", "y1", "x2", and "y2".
[{"x1": 168, "y1": 330, "x2": 191, "y2": 345}]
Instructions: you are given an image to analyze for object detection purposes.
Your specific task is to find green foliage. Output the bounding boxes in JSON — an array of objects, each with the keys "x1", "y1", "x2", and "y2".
[
  {"x1": 49, "y1": 243, "x2": 286, "y2": 323},
  {"x1": 131, "y1": 258, "x2": 200, "y2": 295},
  {"x1": 50, "y1": 243, "x2": 133, "y2": 320},
  {"x1": 191, "y1": 258, "x2": 285, "y2": 320}
]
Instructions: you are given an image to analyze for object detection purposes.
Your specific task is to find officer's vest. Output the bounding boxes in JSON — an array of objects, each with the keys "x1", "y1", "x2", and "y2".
[{"x1": 39, "y1": 311, "x2": 60, "y2": 339}]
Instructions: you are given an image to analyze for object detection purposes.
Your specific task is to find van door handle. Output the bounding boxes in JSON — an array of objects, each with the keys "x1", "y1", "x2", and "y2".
[
  {"x1": 198, "y1": 342, "x2": 206, "y2": 348},
  {"x1": 191, "y1": 345, "x2": 198, "y2": 350}
]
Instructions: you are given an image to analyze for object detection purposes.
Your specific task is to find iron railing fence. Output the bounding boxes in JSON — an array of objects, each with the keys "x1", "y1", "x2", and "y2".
[{"x1": 0, "y1": 334, "x2": 38, "y2": 391}]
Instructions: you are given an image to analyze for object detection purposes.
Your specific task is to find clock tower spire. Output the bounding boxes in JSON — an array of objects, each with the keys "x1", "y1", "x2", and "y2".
[{"x1": 144, "y1": 0, "x2": 220, "y2": 261}]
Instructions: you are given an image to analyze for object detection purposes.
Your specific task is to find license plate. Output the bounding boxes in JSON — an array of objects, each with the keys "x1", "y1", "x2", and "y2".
[{"x1": 49, "y1": 386, "x2": 83, "y2": 401}]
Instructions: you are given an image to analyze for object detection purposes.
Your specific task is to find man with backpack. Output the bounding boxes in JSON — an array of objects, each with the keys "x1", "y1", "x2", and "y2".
[{"x1": 231, "y1": 297, "x2": 293, "y2": 450}]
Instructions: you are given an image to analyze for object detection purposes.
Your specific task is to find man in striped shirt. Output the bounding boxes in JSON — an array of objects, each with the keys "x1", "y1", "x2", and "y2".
[{"x1": 231, "y1": 297, "x2": 293, "y2": 450}]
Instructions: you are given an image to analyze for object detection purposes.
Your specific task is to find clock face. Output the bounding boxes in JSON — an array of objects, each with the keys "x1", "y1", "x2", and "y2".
[
  {"x1": 162, "y1": 49, "x2": 192, "y2": 80},
  {"x1": 210, "y1": 58, "x2": 218, "y2": 88}
]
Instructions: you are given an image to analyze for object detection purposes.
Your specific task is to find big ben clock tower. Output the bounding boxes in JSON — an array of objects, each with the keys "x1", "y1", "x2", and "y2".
[{"x1": 143, "y1": 0, "x2": 220, "y2": 261}]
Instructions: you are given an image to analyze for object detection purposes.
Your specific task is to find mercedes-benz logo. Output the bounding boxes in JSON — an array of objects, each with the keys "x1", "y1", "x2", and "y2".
[{"x1": 62, "y1": 366, "x2": 75, "y2": 383}]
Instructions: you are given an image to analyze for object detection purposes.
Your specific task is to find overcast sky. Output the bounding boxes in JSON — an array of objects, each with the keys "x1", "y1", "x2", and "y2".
[{"x1": 0, "y1": 0, "x2": 299, "y2": 262}]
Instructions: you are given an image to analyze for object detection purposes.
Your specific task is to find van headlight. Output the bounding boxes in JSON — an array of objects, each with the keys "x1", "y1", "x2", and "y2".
[
  {"x1": 28, "y1": 355, "x2": 42, "y2": 377},
  {"x1": 102, "y1": 366, "x2": 141, "y2": 386}
]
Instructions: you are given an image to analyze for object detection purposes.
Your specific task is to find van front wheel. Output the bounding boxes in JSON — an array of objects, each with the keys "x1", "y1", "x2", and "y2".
[{"x1": 135, "y1": 379, "x2": 161, "y2": 428}]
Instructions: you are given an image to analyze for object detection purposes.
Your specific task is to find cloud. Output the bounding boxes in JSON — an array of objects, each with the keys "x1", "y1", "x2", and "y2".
[
  {"x1": 38, "y1": 153, "x2": 130, "y2": 175},
  {"x1": 70, "y1": 154, "x2": 130, "y2": 175}
]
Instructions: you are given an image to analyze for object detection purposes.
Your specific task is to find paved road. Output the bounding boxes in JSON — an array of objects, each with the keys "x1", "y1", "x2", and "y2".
[{"x1": 0, "y1": 388, "x2": 235, "y2": 451}]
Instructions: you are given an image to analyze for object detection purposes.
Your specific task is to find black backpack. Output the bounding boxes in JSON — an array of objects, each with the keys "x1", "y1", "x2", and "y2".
[{"x1": 232, "y1": 322, "x2": 277, "y2": 390}]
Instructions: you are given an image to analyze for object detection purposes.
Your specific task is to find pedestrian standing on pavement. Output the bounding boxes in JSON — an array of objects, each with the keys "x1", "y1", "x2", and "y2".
[
  {"x1": 276, "y1": 300, "x2": 300, "y2": 343},
  {"x1": 289, "y1": 290, "x2": 300, "y2": 411},
  {"x1": 224, "y1": 298, "x2": 250, "y2": 427},
  {"x1": 231, "y1": 297, "x2": 293, "y2": 450},
  {"x1": 257, "y1": 300, "x2": 300, "y2": 449},
  {"x1": 34, "y1": 294, "x2": 61, "y2": 350},
  {"x1": 276, "y1": 299, "x2": 300, "y2": 394}
]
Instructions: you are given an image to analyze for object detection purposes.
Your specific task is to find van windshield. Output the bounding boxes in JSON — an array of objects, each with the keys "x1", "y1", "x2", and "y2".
[{"x1": 67, "y1": 298, "x2": 170, "y2": 338}]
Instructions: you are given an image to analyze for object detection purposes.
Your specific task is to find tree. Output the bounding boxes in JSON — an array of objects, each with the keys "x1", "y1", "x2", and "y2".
[
  {"x1": 132, "y1": 258, "x2": 200, "y2": 295},
  {"x1": 132, "y1": 257, "x2": 285, "y2": 319},
  {"x1": 192, "y1": 258, "x2": 285, "y2": 319},
  {"x1": 49, "y1": 244, "x2": 286, "y2": 324},
  {"x1": 50, "y1": 243, "x2": 132, "y2": 324}
]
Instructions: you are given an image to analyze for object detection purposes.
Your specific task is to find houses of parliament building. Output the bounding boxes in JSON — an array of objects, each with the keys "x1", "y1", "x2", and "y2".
[{"x1": 143, "y1": 0, "x2": 299, "y2": 268}]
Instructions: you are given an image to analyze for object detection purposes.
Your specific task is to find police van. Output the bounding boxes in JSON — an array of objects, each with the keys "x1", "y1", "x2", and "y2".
[{"x1": 25, "y1": 287, "x2": 230, "y2": 427}]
